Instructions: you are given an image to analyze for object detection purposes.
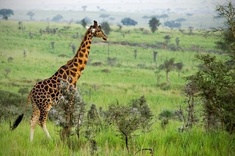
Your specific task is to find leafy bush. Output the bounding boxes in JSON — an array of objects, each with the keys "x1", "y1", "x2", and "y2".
[{"x1": 0, "y1": 90, "x2": 25, "y2": 121}]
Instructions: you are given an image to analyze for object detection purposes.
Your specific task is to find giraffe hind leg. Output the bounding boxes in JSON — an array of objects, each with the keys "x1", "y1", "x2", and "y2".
[
  {"x1": 30, "y1": 103, "x2": 40, "y2": 141},
  {"x1": 39, "y1": 104, "x2": 52, "y2": 139}
]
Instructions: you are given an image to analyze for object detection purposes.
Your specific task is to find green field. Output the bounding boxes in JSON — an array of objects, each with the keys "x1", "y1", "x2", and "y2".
[{"x1": 0, "y1": 20, "x2": 234, "y2": 155}]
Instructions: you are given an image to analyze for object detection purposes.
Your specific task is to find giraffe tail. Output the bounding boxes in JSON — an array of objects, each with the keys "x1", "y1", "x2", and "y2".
[
  {"x1": 11, "y1": 92, "x2": 31, "y2": 130},
  {"x1": 10, "y1": 114, "x2": 24, "y2": 130}
]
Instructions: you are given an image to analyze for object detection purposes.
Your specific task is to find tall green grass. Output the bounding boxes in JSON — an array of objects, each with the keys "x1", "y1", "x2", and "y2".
[{"x1": 1, "y1": 120, "x2": 234, "y2": 156}]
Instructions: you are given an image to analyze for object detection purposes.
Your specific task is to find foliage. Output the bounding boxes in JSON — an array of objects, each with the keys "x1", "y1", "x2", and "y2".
[
  {"x1": 0, "y1": 9, "x2": 14, "y2": 20},
  {"x1": 215, "y1": 1, "x2": 235, "y2": 55},
  {"x1": 80, "y1": 18, "x2": 87, "y2": 28},
  {"x1": 0, "y1": 90, "x2": 25, "y2": 121},
  {"x1": 121, "y1": 17, "x2": 137, "y2": 26},
  {"x1": 148, "y1": 17, "x2": 161, "y2": 33}
]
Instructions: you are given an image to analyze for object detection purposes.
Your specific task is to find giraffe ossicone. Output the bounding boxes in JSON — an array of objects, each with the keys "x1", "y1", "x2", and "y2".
[{"x1": 11, "y1": 20, "x2": 107, "y2": 141}]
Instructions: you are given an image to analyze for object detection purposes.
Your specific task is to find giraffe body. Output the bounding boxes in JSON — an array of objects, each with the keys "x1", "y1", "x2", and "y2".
[{"x1": 12, "y1": 21, "x2": 107, "y2": 141}]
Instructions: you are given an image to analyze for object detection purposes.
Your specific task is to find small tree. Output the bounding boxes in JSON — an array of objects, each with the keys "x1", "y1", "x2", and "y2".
[
  {"x1": 3, "y1": 68, "x2": 11, "y2": 78},
  {"x1": 188, "y1": 26, "x2": 194, "y2": 35},
  {"x1": 26, "y1": 11, "x2": 35, "y2": 20},
  {"x1": 175, "y1": 37, "x2": 180, "y2": 47},
  {"x1": 159, "y1": 58, "x2": 175, "y2": 83},
  {"x1": 82, "y1": 6, "x2": 87, "y2": 11},
  {"x1": 174, "y1": 62, "x2": 183, "y2": 78},
  {"x1": 163, "y1": 35, "x2": 171, "y2": 48},
  {"x1": 148, "y1": 17, "x2": 161, "y2": 33}
]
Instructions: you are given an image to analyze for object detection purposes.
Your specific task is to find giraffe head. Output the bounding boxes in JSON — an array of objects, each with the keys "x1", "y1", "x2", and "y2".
[{"x1": 89, "y1": 20, "x2": 107, "y2": 41}]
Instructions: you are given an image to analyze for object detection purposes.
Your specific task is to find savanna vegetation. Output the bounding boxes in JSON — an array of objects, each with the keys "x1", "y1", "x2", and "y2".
[{"x1": 0, "y1": 2, "x2": 235, "y2": 156}]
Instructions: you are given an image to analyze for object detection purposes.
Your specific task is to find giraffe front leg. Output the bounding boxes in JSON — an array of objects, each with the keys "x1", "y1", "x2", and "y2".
[{"x1": 30, "y1": 103, "x2": 40, "y2": 141}]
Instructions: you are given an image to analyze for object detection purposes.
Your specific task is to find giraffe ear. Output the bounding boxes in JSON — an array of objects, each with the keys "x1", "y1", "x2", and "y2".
[{"x1": 86, "y1": 26, "x2": 89, "y2": 29}]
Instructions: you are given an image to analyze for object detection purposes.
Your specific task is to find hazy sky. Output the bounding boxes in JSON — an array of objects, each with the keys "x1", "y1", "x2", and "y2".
[{"x1": 0, "y1": 0, "x2": 228, "y2": 13}]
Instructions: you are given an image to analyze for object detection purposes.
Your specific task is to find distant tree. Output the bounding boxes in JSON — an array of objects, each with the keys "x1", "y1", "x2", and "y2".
[
  {"x1": 159, "y1": 58, "x2": 175, "y2": 83},
  {"x1": 159, "y1": 14, "x2": 169, "y2": 22},
  {"x1": 70, "y1": 43, "x2": 76, "y2": 54},
  {"x1": 52, "y1": 14, "x2": 63, "y2": 22},
  {"x1": 3, "y1": 68, "x2": 11, "y2": 78},
  {"x1": 174, "y1": 62, "x2": 183, "y2": 78},
  {"x1": 142, "y1": 15, "x2": 150, "y2": 21},
  {"x1": 175, "y1": 37, "x2": 180, "y2": 47},
  {"x1": 214, "y1": 1, "x2": 235, "y2": 55},
  {"x1": 188, "y1": 26, "x2": 194, "y2": 35},
  {"x1": 0, "y1": 9, "x2": 14, "y2": 20},
  {"x1": 117, "y1": 24, "x2": 122, "y2": 31},
  {"x1": 175, "y1": 18, "x2": 187, "y2": 23},
  {"x1": 109, "y1": 17, "x2": 115, "y2": 22},
  {"x1": 186, "y1": 13, "x2": 193, "y2": 18},
  {"x1": 80, "y1": 18, "x2": 87, "y2": 28},
  {"x1": 50, "y1": 41, "x2": 55, "y2": 49},
  {"x1": 77, "y1": 17, "x2": 91, "y2": 27},
  {"x1": 164, "y1": 20, "x2": 181, "y2": 29},
  {"x1": 82, "y1": 6, "x2": 87, "y2": 11},
  {"x1": 121, "y1": 17, "x2": 137, "y2": 26},
  {"x1": 18, "y1": 21, "x2": 24, "y2": 30},
  {"x1": 164, "y1": 35, "x2": 171, "y2": 47},
  {"x1": 100, "y1": 21, "x2": 111, "y2": 35},
  {"x1": 26, "y1": 11, "x2": 35, "y2": 20},
  {"x1": 148, "y1": 17, "x2": 161, "y2": 33},
  {"x1": 99, "y1": 14, "x2": 110, "y2": 21}
]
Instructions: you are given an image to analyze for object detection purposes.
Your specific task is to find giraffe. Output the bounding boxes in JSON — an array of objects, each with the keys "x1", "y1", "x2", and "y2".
[{"x1": 11, "y1": 21, "x2": 107, "y2": 141}]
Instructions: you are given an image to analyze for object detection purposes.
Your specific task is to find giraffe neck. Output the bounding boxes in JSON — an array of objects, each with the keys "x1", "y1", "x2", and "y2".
[
  {"x1": 54, "y1": 29, "x2": 93, "y2": 85},
  {"x1": 70, "y1": 30, "x2": 93, "y2": 83}
]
